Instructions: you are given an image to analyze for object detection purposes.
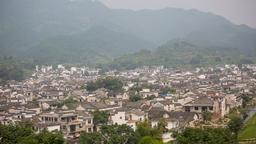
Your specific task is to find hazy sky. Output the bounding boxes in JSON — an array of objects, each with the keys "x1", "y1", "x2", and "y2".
[{"x1": 99, "y1": 0, "x2": 256, "y2": 28}]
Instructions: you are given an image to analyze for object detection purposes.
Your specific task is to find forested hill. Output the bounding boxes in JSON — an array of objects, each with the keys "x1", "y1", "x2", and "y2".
[
  {"x1": 0, "y1": 0, "x2": 256, "y2": 64},
  {"x1": 107, "y1": 39, "x2": 255, "y2": 69},
  {"x1": 24, "y1": 26, "x2": 154, "y2": 64},
  {"x1": 0, "y1": 57, "x2": 34, "y2": 84}
]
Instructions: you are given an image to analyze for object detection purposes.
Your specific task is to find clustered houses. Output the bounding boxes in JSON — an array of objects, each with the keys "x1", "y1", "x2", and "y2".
[{"x1": 1, "y1": 64, "x2": 256, "y2": 143}]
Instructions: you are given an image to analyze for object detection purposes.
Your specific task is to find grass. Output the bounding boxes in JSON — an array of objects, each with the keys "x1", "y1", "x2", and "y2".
[{"x1": 239, "y1": 113, "x2": 256, "y2": 140}]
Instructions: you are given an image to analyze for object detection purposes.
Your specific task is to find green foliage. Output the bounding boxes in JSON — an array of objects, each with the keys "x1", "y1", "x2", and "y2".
[
  {"x1": 86, "y1": 81, "x2": 102, "y2": 92},
  {"x1": 139, "y1": 136, "x2": 163, "y2": 144},
  {"x1": 86, "y1": 77, "x2": 123, "y2": 93},
  {"x1": 146, "y1": 95, "x2": 156, "y2": 100},
  {"x1": 228, "y1": 116, "x2": 243, "y2": 136},
  {"x1": 135, "y1": 120, "x2": 162, "y2": 140},
  {"x1": 176, "y1": 128, "x2": 237, "y2": 144},
  {"x1": 101, "y1": 124, "x2": 136, "y2": 144},
  {"x1": 241, "y1": 94, "x2": 252, "y2": 108},
  {"x1": 156, "y1": 118, "x2": 168, "y2": 134},
  {"x1": 107, "y1": 39, "x2": 256, "y2": 69},
  {"x1": 57, "y1": 97, "x2": 78, "y2": 108},
  {"x1": 79, "y1": 124, "x2": 137, "y2": 144},
  {"x1": 0, "y1": 122, "x2": 33, "y2": 144},
  {"x1": 19, "y1": 130, "x2": 64, "y2": 144},
  {"x1": 239, "y1": 114, "x2": 256, "y2": 140},
  {"x1": 2, "y1": 0, "x2": 256, "y2": 66},
  {"x1": 0, "y1": 123, "x2": 64, "y2": 144},
  {"x1": 103, "y1": 77, "x2": 123, "y2": 92},
  {"x1": 129, "y1": 95, "x2": 142, "y2": 102},
  {"x1": 79, "y1": 132, "x2": 103, "y2": 144},
  {"x1": 92, "y1": 110, "x2": 109, "y2": 125},
  {"x1": 0, "y1": 57, "x2": 25, "y2": 84},
  {"x1": 202, "y1": 111, "x2": 212, "y2": 122},
  {"x1": 160, "y1": 87, "x2": 176, "y2": 95}
]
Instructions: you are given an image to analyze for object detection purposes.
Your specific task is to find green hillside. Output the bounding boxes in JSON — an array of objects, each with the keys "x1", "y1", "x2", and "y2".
[
  {"x1": 239, "y1": 114, "x2": 256, "y2": 141},
  {"x1": 0, "y1": 0, "x2": 256, "y2": 65},
  {"x1": 24, "y1": 26, "x2": 153, "y2": 64},
  {"x1": 107, "y1": 39, "x2": 254, "y2": 69}
]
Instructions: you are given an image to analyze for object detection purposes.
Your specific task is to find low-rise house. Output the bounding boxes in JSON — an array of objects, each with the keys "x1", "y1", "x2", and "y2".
[
  {"x1": 184, "y1": 96, "x2": 228, "y2": 118},
  {"x1": 149, "y1": 108, "x2": 199, "y2": 131},
  {"x1": 110, "y1": 109, "x2": 147, "y2": 130}
]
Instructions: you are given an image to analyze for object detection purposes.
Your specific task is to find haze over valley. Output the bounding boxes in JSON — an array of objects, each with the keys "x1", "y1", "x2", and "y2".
[{"x1": 1, "y1": 0, "x2": 256, "y2": 67}]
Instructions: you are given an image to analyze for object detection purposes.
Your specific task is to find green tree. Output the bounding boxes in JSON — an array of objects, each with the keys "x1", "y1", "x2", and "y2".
[
  {"x1": 176, "y1": 128, "x2": 236, "y2": 144},
  {"x1": 79, "y1": 132, "x2": 103, "y2": 144},
  {"x1": 0, "y1": 123, "x2": 64, "y2": 144},
  {"x1": 157, "y1": 118, "x2": 168, "y2": 134},
  {"x1": 129, "y1": 95, "x2": 142, "y2": 102},
  {"x1": 227, "y1": 116, "x2": 243, "y2": 136},
  {"x1": 92, "y1": 110, "x2": 109, "y2": 126},
  {"x1": 102, "y1": 77, "x2": 123, "y2": 92},
  {"x1": 80, "y1": 125, "x2": 137, "y2": 144},
  {"x1": 136, "y1": 120, "x2": 162, "y2": 140},
  {"x1": 202, "y1": 111, "x2": 212, "y2": 122},
  {"x1": 101, "y1": 124, "x2": 136, "y2": 144},
  {"x1": 86, "y1": 77, "x2": 123, "y2": 93},
  {"x1": 160, "y1": 87, "x2": 176, "y2": 95},
  {"x1": 86, "y1": 81, "x2": 101, "y2": 92},
  {"x1": 146, "y1": 95, "x2": 156, "y2": 100},
  {"x1": 241, "y1": 94, "x2": 252, "y2": 108},
  {"x1": 0, "y1": 57, "x2": 26, "y2": 84},
  {"x1": 139, "y1": 136, "x2": 163, "y2": 144}
]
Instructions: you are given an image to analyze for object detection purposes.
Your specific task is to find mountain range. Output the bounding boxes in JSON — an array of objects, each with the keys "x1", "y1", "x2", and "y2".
[{"x1": 0, "y1": 0, "x2": 256, "y2": 66}]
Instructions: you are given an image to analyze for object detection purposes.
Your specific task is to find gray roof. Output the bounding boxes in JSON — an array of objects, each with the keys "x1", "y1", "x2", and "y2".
[{"x1": 185, "y1": 96, "x2": 214, "y2": 107}]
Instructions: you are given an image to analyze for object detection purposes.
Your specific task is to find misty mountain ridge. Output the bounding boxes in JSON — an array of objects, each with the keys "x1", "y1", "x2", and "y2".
[{"x1": 0, "y1": 0, "x2": 256, "y2": 65}]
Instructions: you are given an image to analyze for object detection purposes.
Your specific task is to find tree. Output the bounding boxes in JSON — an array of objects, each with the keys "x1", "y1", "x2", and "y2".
[
  {"x1": 79, "y1": 125, "x2": 137, "y2": 144},
  {"x1": 176, "y1": 128, "x2": 236, "y2": 144},
  {"x1": 139, "y1": 136, "x2": 163, "y2": 144},
  {"x1": 79, "y1": 132, "x2": 102, "y2": 144},
  {"x1": 146, "y1": 95, "x2": 156, "y2": 100},
  {"x1": 86, "y1": 81, "x2": 99, "y2": 92},
  {"x1": 0, "y1": 57, "x2": 26, "y2": 84},
  {"x1": 34, "y1": 130, "x2": 64, "y2": 144},
  {"x1": 227, "y1": 116, "x2": 243, "y2": 136},
  {"x1": 159, "y1": 87, "x2": 176, "y2": 95},
  {"x1": 202, "y1": 111, "x2": 212, "y2": 122},
  {"x1": 129, "y1": 95, "x2": 142, "y2": 102},
  {"x1": 102, "y1": 77, "x2": 123, "y2": 93},
  {"x1": 136, "y1": 120, "x2": 162, "y2": 141},
  {"x1": 85, "y1": 77, "x2": 123, "y2": 93},
  {"x1": 0, "y1": 123, "x2": 33, "y2": 144},
  {"x1": 157, "y1": 118, "x2": 168, "y2": 134},
  {"x1": 241, "y1": 94, "x2": 252, "y2": 108},
  {"x1": 92, "y1": 110, "x2": 109, "y2": 126},
  {"x1": 0, "y1": 123, "x2": 64, "y2": 144},
  {"x1": 101, "y1": 124, "x2": 136, "y2": 144},
  {"x1": 190, "y1": 57, "x2": 201, "y2": 65}
]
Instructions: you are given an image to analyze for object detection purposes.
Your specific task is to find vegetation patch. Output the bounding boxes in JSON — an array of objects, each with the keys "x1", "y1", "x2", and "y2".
[{"x1": 239, "y1": 114, "x2": 256, "y2": 140}]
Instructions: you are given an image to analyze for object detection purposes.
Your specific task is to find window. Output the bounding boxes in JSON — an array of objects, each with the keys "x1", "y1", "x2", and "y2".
[
  {"x1": 195, "y1": 107, "x2": 199, "y2": 110},
  {"x1": 88, "y1": 119, "x2": 92, "y2": 124},
  {"x1": 202, "y1": 107, "x2": 207, "y2": 112},
  {"x1": 120, "y1": 117, "x2": 122, "y2": 119},
  {"x1": 185, "y1": 107, "x2": 190, "y2": 112},
  {"x1": 209, "y1": 106, "x2": 213, "y2": 111},
  {"x1": 88, "y1": 128, "x2": 92, "y2": 132}
]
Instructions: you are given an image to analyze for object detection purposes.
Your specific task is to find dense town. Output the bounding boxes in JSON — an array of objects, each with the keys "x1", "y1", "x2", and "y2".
[{"x1": 1, "y1": 64, "x2": 256, "y2": 143}]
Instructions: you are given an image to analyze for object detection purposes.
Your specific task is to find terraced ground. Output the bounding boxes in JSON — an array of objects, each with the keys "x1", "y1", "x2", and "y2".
[{"x1": 239, "y1": 113, "x2": 256, "y2": 141}]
